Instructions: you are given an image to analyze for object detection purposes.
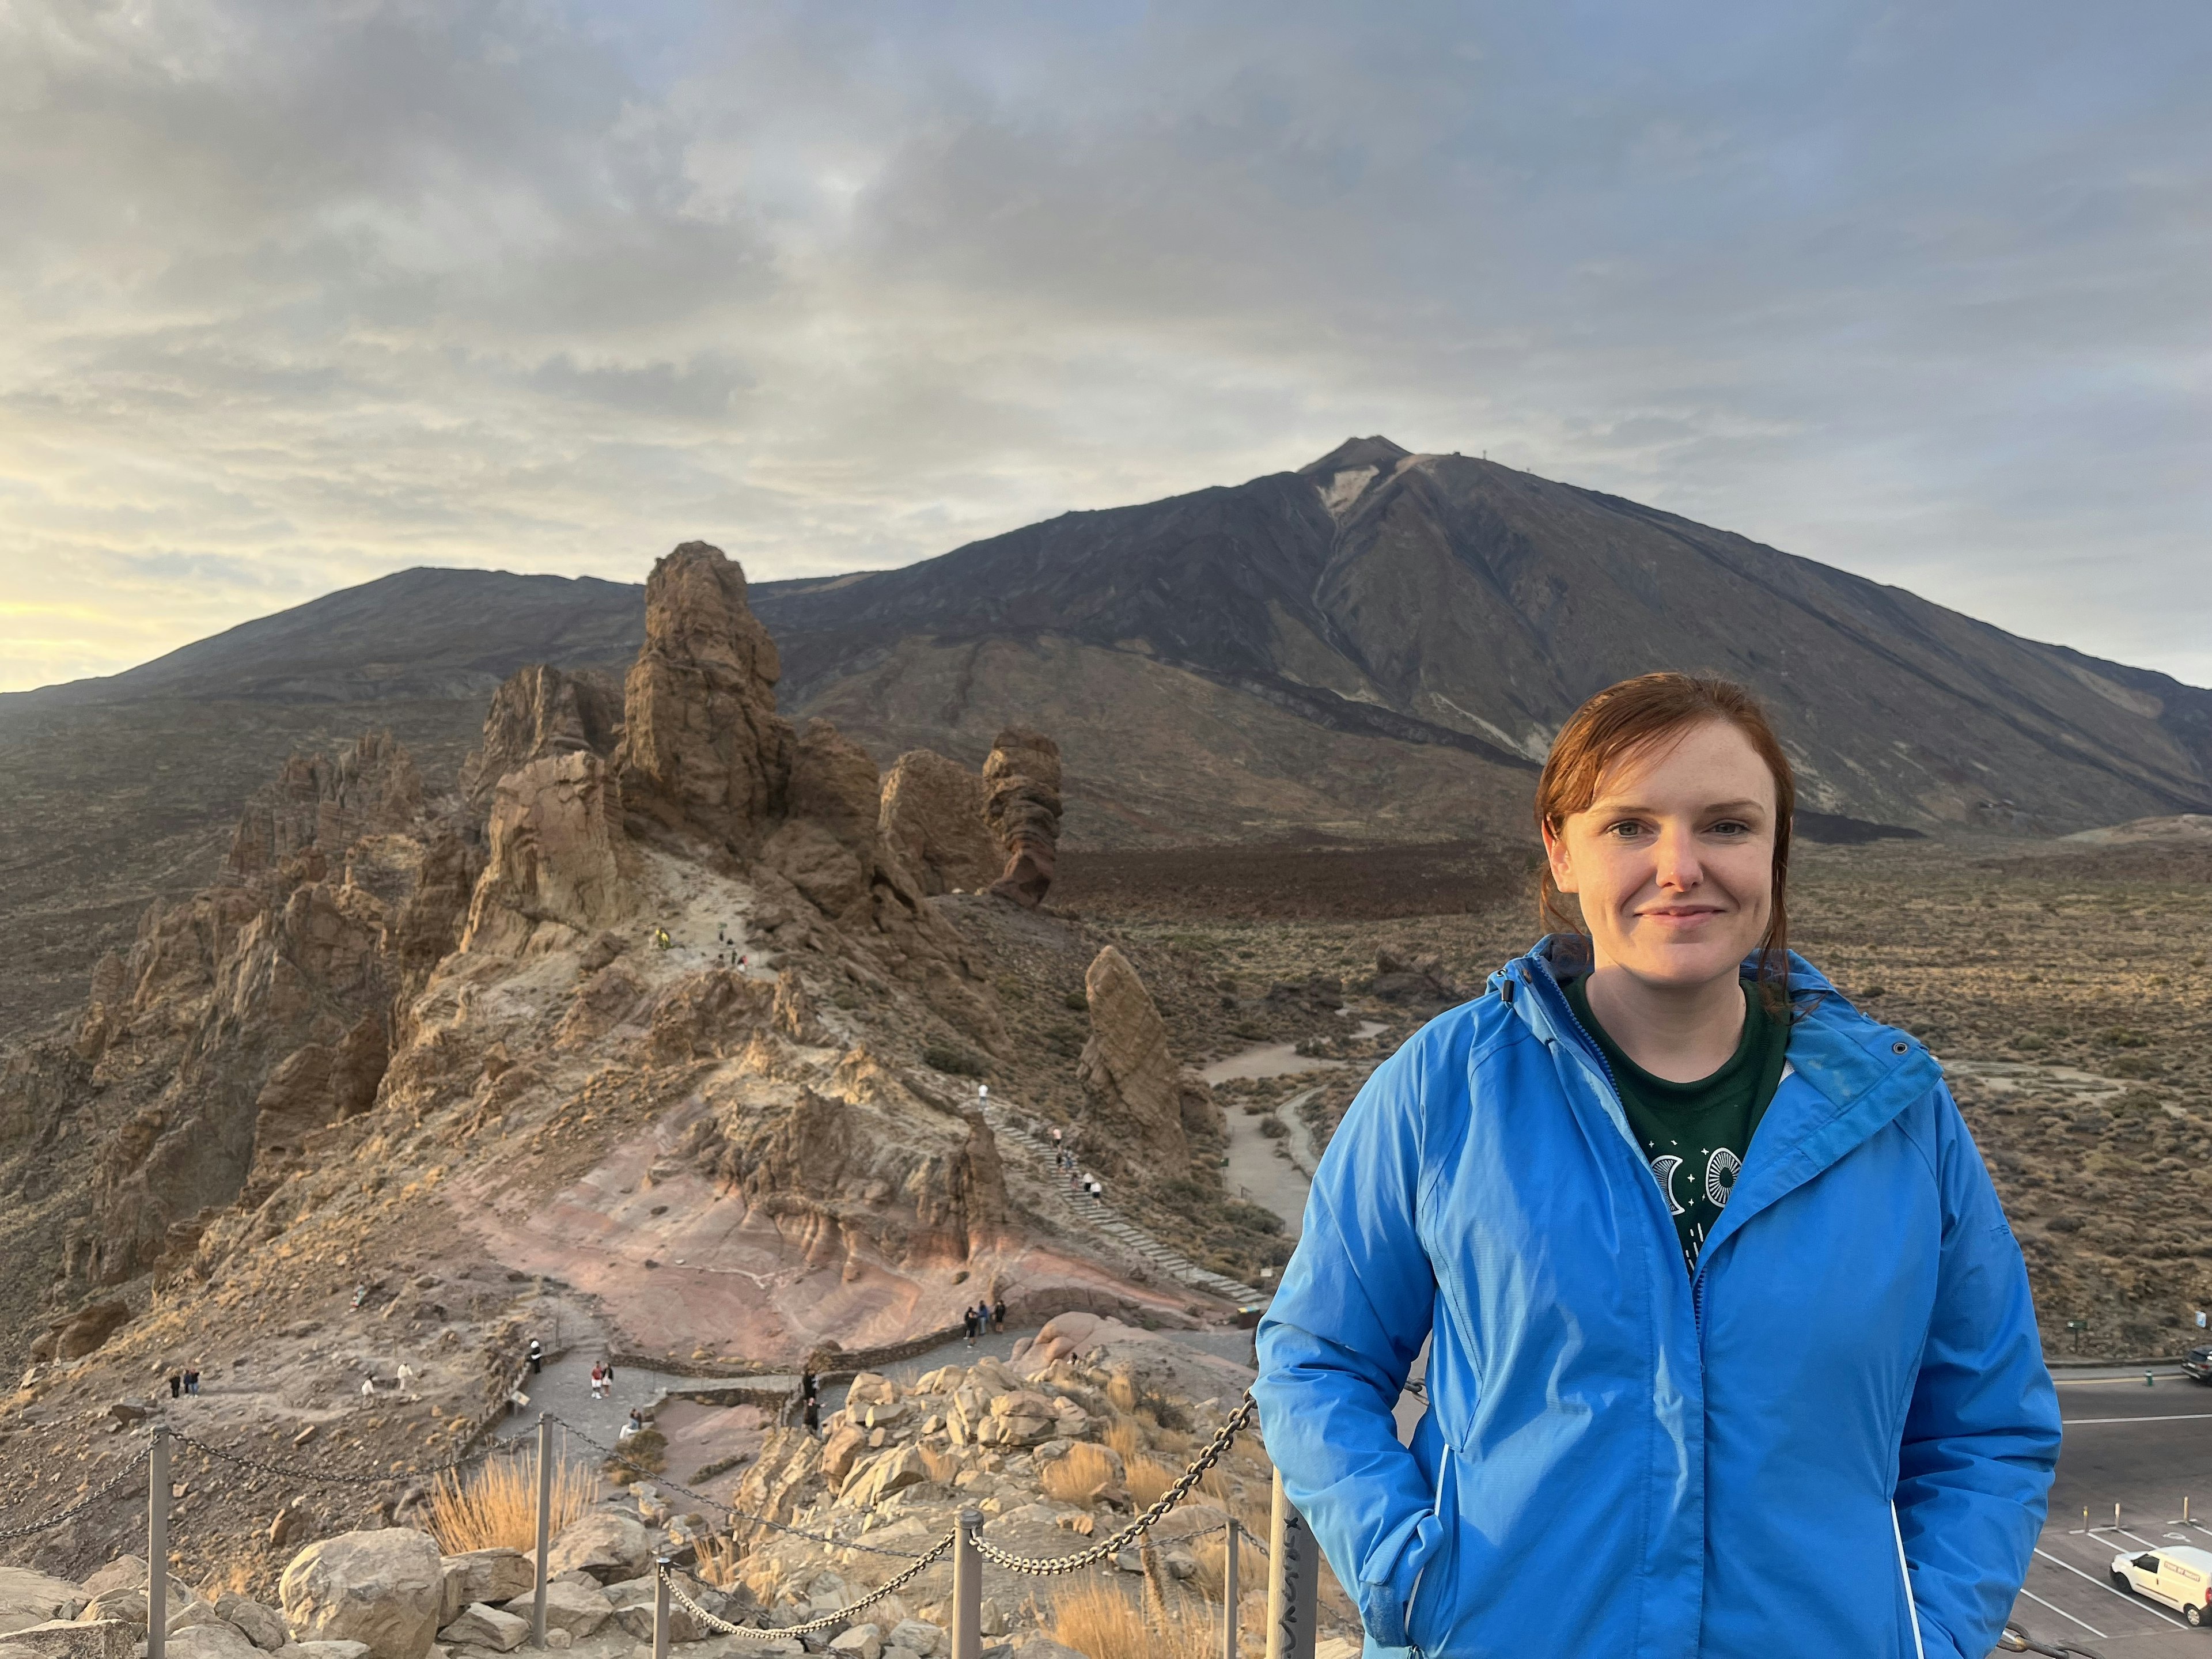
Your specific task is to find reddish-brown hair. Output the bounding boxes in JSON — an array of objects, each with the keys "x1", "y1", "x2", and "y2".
[{"x1": 1535, "y1": 673, "x2": 1797, "y2": 1003}]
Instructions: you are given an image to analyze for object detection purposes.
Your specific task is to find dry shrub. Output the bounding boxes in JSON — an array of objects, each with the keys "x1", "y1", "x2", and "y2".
[
  {"x1": 1041, "y1": 1442, "x2": 1118, "y2": 1505},
  {"x1": 693, "y1": 1532, "x2": 741, "y2": 1591},
  {"x1": 921, "y1": 1446, "x2": 960, "y2": 1486},
  {"x1": 1051, "y1": 1579, "x2": 1215, "y2": 1659},
  {"x1": 1105, "y1": 1373, "x2": 1139, "y2": 1414},
  {"x1": 606, "y1": 1427, "x2": 668, "y2": 1477},
  {"x1": 429, "y1": 1450, "x2": 599, "y2": 1554},
  {"x1": 1124, "y1": 1455, "x2": 1176, "y2": 1509},
  {"x1": 1101, "y1": 1418, "x2": 1145, "y2": 1461}
]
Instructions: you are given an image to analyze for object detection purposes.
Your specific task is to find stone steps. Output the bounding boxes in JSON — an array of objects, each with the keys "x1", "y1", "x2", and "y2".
[{"x1": 985, "y1": 1111, "x2": 1268, "y2": 1306}]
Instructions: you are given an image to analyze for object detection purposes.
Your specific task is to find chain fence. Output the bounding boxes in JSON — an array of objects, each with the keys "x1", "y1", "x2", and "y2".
[
  {"x1": 658, "y1": 1537, "x2": 956, "y2": 1643},
  {"x1": 169, "y1": 1430, "x2": 516, "y2": 1490},
  {"x1": 0, "y1": 1447, "x2": 152, "y2": 1543}
]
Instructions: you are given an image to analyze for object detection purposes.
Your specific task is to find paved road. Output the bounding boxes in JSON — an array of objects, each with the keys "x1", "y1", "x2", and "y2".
[{"x1": 2002, "y1": 1370, "x2": 2212, "y2": 1657}]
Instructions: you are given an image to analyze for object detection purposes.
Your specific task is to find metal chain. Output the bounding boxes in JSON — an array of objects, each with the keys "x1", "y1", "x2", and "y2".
[
  {"x1": 546, "y1": 1414, "x2": 933, "y2": 1563},
  {"x1": 971, "y1": 1393, "x2": 1256, "y2": 1576},
  {"x1": 659, "y1": 1540, "x2": 952, "y2": 1642},
  {"x1": 0, "y1": 1447, "x2": 152, "y2": 1541},
  {"x1": 172, "y1": 1429, "x2": 511, "y2": 1488}
]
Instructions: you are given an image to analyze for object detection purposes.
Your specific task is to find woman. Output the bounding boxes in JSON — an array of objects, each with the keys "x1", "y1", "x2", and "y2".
[{"x1": 1253, "y1": 673, "x2": 2059, "y2": 1659}]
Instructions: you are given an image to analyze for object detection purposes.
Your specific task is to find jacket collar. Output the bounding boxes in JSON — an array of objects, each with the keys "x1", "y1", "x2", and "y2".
[{"x1": 1494, "y1": 935, "x2": 1944, "y2": 1274}]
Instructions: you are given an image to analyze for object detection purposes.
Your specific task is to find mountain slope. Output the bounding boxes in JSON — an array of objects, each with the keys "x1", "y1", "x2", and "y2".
[{"x1": 752, "y1": 437, "x2": 2212, "y2": 838}]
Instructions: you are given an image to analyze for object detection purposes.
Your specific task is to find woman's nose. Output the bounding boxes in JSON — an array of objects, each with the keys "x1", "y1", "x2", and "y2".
[{"x1": 1652, "y1": 825, "x2": 1702, "y2": 890}]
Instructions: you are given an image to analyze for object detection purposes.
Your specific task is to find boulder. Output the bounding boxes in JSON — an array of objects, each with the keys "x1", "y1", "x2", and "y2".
[
  {"x1": 214, "y1": 1599, "x2": 287, "y2": 1652},
  {"x1": 820, "y1": 1425, "x2": 871, "y2": 1486},
  {"x1": 543, "y1": 1514, "x2": 652, "y2": 1585},
  {"x1": 497, "y1": 1582, "x2": 607, "y2": 1641},
  {"x1": 0, "y1": 1570, "x2": 86, "y2": 1635},
  {"x1": 166, "y1": 1604, "x2": 227, "y2": 1634},
  {"x1": 279, "y1": 1528, "x2": 444, "y2": 1659},
  {"x1": 839, "y1": 1445, "x2": 931, "y2": 1509},
  {"x1": 164, "y1": 1627, "x2": 259, "y2": 1659},
  {"x1": 876, "y1": 752, "x2": 998, "y2": 897},
  {"x1": 1075, "y1": 946, "x2": 1195, "y2": 1169},
  {"x1": 600, "y1": 1578, "x2": 703, "y2": 1645},
  {"x1": 0, "y1": 1622, "x2": 126, "y2": 1659},
  {"x1": 980, "y1": 730, "x2": 1062, "y2": 908},
  {"x1": 276, "y1": 1643, "x2": 371, "y2": 1659},
  {"x1": 825, "y1": 1626, "x2": 880, "y2": 1659},
  {"x1": 435, "y1": 1555, "x2": 534, "y2": 1627},
  {"x1": 613, "y1": 542, "x2": 794, "y2": 856},
  {"x1": 76, "y1": 1564, "x2": 146, "y2": 1603},
  {"x1": 434, "y1": 1605, "x2": 527, "y2": 1655},
  {"x1": 885, "y1": 1620, "x2": 944, "y2": 1658}
]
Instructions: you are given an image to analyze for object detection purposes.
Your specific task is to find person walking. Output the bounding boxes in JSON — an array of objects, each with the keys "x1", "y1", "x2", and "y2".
[
  {"x1": 802, "y1": 1394, "x2": 820, "y2": 1436},
  {"x1": 167, "y1": 1373, "x2": 181, "y2": 1399},
  {"x1": 183, "y1": 1365, "x2": 199, "y2": 1397},
  {"x1": 1252, "y1": 674, "x2": 2059, "y2": 1659},
  {"x1": 800, "y1": 1366, "x2": 818, "y2": 1405},
  {"x1": 962, "y1": 1305, "x2": 979, "y2": 1347},
  {"x1": 527, "y1": 1337, "x2": 543, "y2": 1375},
  {"x1": 992, "y1": 1296, "x2": 1007, "y2": 1335}
]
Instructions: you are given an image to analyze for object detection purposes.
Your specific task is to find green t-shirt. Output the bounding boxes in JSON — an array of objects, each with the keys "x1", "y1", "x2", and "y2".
[{"x1": 1562, "y1": 974, "x2": 1790, "y2": 1275}]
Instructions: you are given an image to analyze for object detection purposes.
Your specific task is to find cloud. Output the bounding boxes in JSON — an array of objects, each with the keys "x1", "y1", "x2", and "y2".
[{"x1": 0, "y1": 0, "x2": 2205, "y2": 692}]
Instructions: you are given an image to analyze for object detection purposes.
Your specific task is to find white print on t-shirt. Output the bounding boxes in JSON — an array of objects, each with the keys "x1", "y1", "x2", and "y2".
[{"x1": 1648, "y1": 1148, "x2": 1741, "y2": 1212}]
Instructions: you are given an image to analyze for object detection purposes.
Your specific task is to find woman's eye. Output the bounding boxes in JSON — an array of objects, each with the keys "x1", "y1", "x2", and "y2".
[
  {"x1": 1707, "y1": 820, "x2": 1751, "y2": 836},
  {"x1": 1605, "y1": 820, "x2": 1648, "y2": 839}
]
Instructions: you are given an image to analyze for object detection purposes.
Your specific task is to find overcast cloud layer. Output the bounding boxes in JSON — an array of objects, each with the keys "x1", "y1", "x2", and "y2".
[{"x1": 2, "y1": 0, "x2": 2206, "y2": 692}]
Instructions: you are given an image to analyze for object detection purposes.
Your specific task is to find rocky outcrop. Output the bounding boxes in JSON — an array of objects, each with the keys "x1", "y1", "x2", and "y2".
[
  {"x1": 227, "y1": 735, "x2": 423, "y2": 882},
  {"x1": 460, "y1": 752, "x2": 635, "y2": 957},
  {"x1": 982, "y1": 730, "x2": 1062, "y2": 908},
  {"x1": 458, "y1": 665, "x2": 622, "y2": 814},
  {"x1": 1075, "y1": 946, "x2": 1211, "y2": 1171},
  {"x1": 278, "y1": 1529, "x2": 444, "y2": 1659},
  {"x1": 877, "y1": 751, "x2": 998, "y2": 896},
  {"x1": 614, "y1": 543, "x2": 793, "y2": 857}
]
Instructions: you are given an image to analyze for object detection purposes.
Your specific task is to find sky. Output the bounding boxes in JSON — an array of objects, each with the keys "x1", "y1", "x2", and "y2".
[{"x1": 1, "y1": 1, "x2": 2207, "y2": 693}]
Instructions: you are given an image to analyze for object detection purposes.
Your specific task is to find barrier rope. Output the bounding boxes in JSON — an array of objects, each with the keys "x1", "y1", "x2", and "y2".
[
  {"x1": 971, "y1": 1394, "x2": 1255, "y2": 1576},
  {"x1": 170, "y1": 1429, "x2": 518, "y2": 1488},
  {"x1": 0, "y1": 1448, "x2": 152, "y2": 1541},
  {"x1": 544, "y1": 1413, "x2": 935, "y2": 1563},
  {"x1": 658, "y1": 1540, "x2": 954, "y2": 1643}
]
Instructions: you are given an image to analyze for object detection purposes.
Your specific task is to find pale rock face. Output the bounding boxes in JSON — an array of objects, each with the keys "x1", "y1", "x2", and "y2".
[
  {"x1": 459, "y1": 665, "x2": 622, "y2": 815},
  {"x1": 839, "y1": 1444, "x2": 932, "y2": 1509},
  {"x1": 214, "y1": 1597, "x2": 289, "y2": 1651},
  {"x1": 0, "y1": 1567, "x2": 86, "y2": 1634},
  {"x1": 886, "y1": 1619, "x2": 945, "y2": 1657},
  {"x1": 435, "y1": 1553, "x2": 535, "y2": 1627},
  {"x1": 980, "y1": 730, "x2": 1062, "y2": 908},
  {"x1": 876, "y1": 752, "x2": 998, "y2": 897},
  {"x1": 278, "y1": 1529, "x2": 445, "y2": 1659},
  {"x1": 1074, "y1": 946, "x2": 1192, "y2": 1168},
  {"x1": 433, "y1": 1604, "x2": 528, "y2": 1654},
  {"x1": 543, "y1": 1514, "x2": 653, "y2": 1586},
  {"x1": 461, "y1": 752, "x2": 635, "y2": 956},
  {"x1": 497, "y1": 1582, "x2": 608, "y2": 1640},
  {"x1": 615, "y1": 542, "x2": 793, "y2": 855},
  {"x1": 165, "y1": 1625, "x2": 261, "y2": 1659}
]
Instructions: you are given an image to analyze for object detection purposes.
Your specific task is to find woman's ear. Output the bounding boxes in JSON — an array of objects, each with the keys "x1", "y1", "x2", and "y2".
[{"x1": 1541, "y1": 816, "x2": 1579, "y2": 895}]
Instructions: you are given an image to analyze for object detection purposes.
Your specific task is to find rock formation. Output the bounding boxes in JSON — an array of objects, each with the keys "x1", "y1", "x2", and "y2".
[
  {"x1": 1075, "y1": 946, "x2": 1214, "y2": 1170},
  {"x1": 981, "y1": 729, "x2": 1063, "y2": 908},
  {"x1": 613, "y1": 543, "x2": 793, "y2": 857},
  {"x1": 457, "y1": 665, "x2": 621, "y2": 813},
  {"x1": 877, "y1": 751, "x2": 999, "y2": 896},
  {"x1": 460, "y1": 752, "x2": 635, "y2": 957},
  {"x1": 226, "y1": 734, "x2": 423, "y2": 881}
]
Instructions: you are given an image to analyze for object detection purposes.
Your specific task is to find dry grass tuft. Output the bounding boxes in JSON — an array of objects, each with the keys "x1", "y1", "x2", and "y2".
[
  {"x1": 1050, "y1": 1579, "x2": 1216, "y2": 1659},
  {"x1": 429, "y1": 1450, "x2": 599, "y2": 1554},
  {"x1": 1040, "y1": 1442, "x2": 1119, "y2": 1505},
  {"x1": 1124, "y1": 1454, "x2": 1176, "y2": 1509},
  {"x1": 1101, "y1": 1418, "x2": 1145, "y2": 1461},
  {"x1": 693, "y1": 1532, "x2": 741, "y2": 1591},
  {"x1": 1105, "y1": 1373, "x2": 1140, "y2": 1414}
]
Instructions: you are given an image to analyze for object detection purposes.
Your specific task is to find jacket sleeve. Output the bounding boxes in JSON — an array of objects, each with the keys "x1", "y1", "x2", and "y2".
[
  {"x1": 1895, "y1": 1083, "x2": 2062, "y2": 1659},
  {"x1": 1253, "y1": 1029, "x2": 1452, "y2": 1653}
]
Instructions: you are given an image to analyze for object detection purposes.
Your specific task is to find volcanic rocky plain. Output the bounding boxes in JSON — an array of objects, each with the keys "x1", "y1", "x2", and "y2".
[{"x1": 1, "y1": 540, "x2": 2209, "y2": 1659}]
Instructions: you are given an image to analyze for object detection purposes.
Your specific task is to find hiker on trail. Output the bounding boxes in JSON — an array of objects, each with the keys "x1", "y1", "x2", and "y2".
[
  {"x1": 1252, "y1": 673, "x2": 2060, "y2": 1659},
  {"x1": 800, "y1": 1366, "x2": 818, "y2": 1403},
  {"x1": 183, "y1": 1366, "x2": 199, "y2": 1396},
  {"x1": 992, "y1": 1297, "x2": 1007, "y2": 1334},
  {"x1": 351, "y1": 1283, "x2": 367, "y2": 1310},
  {"x1": 527, "y1": 1338, "x2": 543, "y2": 1375},
  {"x1": 802, "y1": 1395, "x2": 820, "y2": 1436},
  {"x1": 1086, "y1": 1177, "x2": 1103, "y2": 1203},
  {"x1": 962, "y1": 1306, "x2": 979, "y2": 1346},
  {"x1": 589, "y1": 1361, "x2": 607, "y2": 1399},
  {"x1": 619, "y1": 1408, "x2": 644, "y2": 1442},
  {"x1": 167, "y1": 1373, "x2": 181, "y2": 1399}
]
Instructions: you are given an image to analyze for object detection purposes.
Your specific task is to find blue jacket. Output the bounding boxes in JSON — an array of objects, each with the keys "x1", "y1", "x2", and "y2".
[{"x1": 1254, "y1": 939, "x2": 2059, "y2": 1658}]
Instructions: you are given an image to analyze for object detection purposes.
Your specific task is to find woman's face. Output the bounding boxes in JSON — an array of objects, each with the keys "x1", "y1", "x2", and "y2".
[{"x1": 1542, "y1": 718, "x2": 1778, "y2": 991}]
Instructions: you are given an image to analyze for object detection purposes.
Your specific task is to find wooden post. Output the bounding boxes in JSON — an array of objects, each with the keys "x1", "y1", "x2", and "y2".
[
  {"x1": 952, "y1": 1506, "x2": 982, "y2": 1659},
  {"x1": 147, "y1": 1428, "x2": 171, "y2": 1659},
  {"x1": 532, "y1": 1415, "x2": 554, "y2": 1649},
  {"x1": 1222, "y1": 1518, "x2": 1240, "y2": 1659},
  {"x1": 652, "y1": 1558, "x2": 671, "y2": 1659},
  {"x1": 1264, "y1": 1468, "x2": 1316, "y2": 1659}
]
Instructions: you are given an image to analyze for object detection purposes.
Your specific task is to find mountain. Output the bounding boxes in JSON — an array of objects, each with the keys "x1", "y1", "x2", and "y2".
[
  {"x1": 6, "y1": 440, "x2": 2210, "y2": 1040},
  {"x1": 751, "y1": 436, "x2": 2212, "y2": 842}
]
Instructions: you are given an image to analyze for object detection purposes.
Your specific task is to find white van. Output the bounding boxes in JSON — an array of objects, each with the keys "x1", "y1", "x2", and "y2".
[{"x1": 2111, "y1": 1543, "x2": 2212, "y2": 1626}]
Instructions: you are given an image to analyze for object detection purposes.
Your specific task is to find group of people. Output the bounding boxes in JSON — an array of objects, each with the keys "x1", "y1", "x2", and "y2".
[
  {"x1": 588, "y1": 1358, "x2": 616, "y2": 1397},
  {"x1": 165, "y1": 1366, "x2": 202, "y2": 1398},
  {"x1": 961, "y1": 1298, "x2": 1006, "y2": 1344}
]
